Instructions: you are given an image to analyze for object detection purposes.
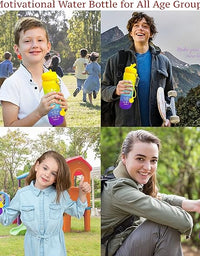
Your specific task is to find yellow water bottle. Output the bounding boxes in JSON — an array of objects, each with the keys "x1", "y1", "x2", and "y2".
[
  {"x1": 119, "y1": 63, "x2": 138, "y2": 109},
  {"x1": 42, "y1": 70, "x2": 65, "y2": 126}
]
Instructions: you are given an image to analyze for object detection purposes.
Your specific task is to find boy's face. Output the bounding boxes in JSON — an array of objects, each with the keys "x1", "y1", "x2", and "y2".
[
  {"x1": 14, "y1": 27, "x2": 51, "y2": 66},
  {"x1": 130, "y1": 18, "x2": 152, "y2": 45}
]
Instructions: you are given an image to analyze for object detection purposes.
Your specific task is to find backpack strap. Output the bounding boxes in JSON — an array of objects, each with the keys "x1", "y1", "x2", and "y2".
[
  {"x1": 117, "y1": 50, "x2": 129, "y2": 81},
  {"x1": 102, "y1": 215, "x2": 135, "y2": 256}
]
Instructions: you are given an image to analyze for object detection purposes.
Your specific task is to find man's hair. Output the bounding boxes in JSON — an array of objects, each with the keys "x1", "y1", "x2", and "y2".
[
  {"x1": 80, "y1": 48, "x2": 88, "y2": 58},
  {"x1": 14, "y1": 17, "x2": 49, "y2": 45},
  {"x1": 4, "y1": 52, "x2": 12, "y2": 60},
  {"x1": 127, "y1": 12, "x2": 158, "y2": 44}
]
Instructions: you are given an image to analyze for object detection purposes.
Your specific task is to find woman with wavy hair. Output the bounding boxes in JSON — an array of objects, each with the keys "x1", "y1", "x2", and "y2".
[{"x1": 101, "y1": 130, "x2": 200, "y2": 256}]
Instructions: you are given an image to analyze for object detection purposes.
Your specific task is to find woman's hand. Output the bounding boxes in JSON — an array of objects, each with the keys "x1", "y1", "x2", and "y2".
[{"x1": 182, "y1": 199, "x2": 200, "y2": 213}]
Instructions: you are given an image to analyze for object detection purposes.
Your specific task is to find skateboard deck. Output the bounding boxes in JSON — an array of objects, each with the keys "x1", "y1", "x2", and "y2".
[
  {"x1": 157, "y1": 87, "x2": 166, "y2": 122},
  {"x1": 157, "y1": 87, "x2": 180, "y2": 124}
]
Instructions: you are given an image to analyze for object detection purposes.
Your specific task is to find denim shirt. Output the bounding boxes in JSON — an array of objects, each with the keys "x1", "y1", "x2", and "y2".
[{"x1": 0, "y1": 181, "x2": 87, "y2": 256}]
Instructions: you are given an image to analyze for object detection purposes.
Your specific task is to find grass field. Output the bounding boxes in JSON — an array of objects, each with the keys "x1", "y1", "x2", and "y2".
[
  {"x1": 0, "y1": 216, "x2": 100, "y2": 256},
  {"x1": 0, "y1": 74, "x2": 101, "y2": 127}
]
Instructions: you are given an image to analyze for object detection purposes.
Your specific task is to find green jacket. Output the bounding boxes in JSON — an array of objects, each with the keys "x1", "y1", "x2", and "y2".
[{"x1": 101, "y1": 161, "x2": 193, "y2": 256}]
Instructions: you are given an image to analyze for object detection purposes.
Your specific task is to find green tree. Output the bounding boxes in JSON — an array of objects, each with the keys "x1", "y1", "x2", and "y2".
[
  {"x1": 101, "y1": 127, "x2": 133, "y2": 172},
  {"x1": 0, "y1": 129, "x2": 31, "y2": 197},
  {"x1": 31, "y1": 129, "x2": 68, "y2": 159},
  {"x1": 65, "y1": 127, "x2": 100, "y2": 159},
  {"x1": 67, "y1": 11, "x2": 100, "y2": 57},
  {"x1": 177, "y1": 85, "x2": 200, "y2": 126},
  {"x1": 0, "y1": 11, "x2": 18, "y2": 64}
]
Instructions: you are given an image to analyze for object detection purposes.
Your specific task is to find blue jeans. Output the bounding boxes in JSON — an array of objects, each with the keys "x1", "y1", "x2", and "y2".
[{"x1": 77, "y1": 78, "x2": 86, "y2": 101}]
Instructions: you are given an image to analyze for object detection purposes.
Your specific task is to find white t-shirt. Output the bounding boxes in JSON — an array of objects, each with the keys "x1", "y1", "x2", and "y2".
[
  {"x1": 0, "y1": 64, "x2": 70, "y2": 127},
  {"x1": 73, "y1": 58, "x2": 89, "y2": 79}
]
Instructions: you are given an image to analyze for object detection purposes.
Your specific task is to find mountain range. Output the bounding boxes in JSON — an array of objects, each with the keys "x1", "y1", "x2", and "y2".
[{"x1": 101, "y1": 26, "x2": 200, "y2": 98}]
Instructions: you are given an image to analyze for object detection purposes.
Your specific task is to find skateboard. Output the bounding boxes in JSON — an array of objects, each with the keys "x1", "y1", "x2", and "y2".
[{"x1": 157, "y1": 87, "x2": 180, "y2": 124}]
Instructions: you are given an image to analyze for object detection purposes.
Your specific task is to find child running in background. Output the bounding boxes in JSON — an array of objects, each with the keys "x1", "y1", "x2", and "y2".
[
  {"x1": 0, "y1": 17, "x2": 69, "y2": 127},
  {"x1": 72, "y1": 48, "x2": 89, "y2": 102},
  {"x1": 0, "y1": 51, "x2": 13, "y2": 87},
  {"x1": 0, "y1": 151, "x2": 91, "y2": 256},
  {"x1": 83, "y1": 52, "x2": 101, "y2": 104}
]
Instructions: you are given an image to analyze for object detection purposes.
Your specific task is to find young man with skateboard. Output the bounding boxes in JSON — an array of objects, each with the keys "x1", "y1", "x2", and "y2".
[{"x1": 101, "y1": 12, "x2": 175, "y2": 127}]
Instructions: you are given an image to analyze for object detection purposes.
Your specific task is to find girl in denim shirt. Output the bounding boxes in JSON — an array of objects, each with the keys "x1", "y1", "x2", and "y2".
[{"x1": 0, "y1": 151, "x2": 91, "y2": 256}]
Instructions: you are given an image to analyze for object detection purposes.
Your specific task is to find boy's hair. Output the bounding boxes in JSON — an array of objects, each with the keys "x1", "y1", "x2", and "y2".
[
  {"x1": 80, "y1": 48, "x2": 88, "y2": 58},
  {"x1": 127, "y1": 12, "x2": 158, "y2": 44},
  {"x1": 89, "y1": 52, "x2": 99, "y2": 62},
  {"x1": 26, "y1": 151, "x2": 71, "y2": 202},
  {"x1": 4, "y1": 52, "x2": 12, "y2": 60},
  {"x1": 120, "y1": 130, "x2": 160, "y2": 198},
  {"x1": 14, "y1": 17, "x2": 49, "y2": 45}
]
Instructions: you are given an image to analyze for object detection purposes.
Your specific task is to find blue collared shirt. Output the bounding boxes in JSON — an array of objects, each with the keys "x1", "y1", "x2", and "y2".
[
  {"x1": 0, "y1": 181, "x2": 87, "y2": 256},
  {"x1": 0, "y1": 59, "x2": 13, "y2": 78}
]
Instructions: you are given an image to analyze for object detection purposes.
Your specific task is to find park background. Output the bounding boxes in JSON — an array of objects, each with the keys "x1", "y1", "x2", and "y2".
[
  {"x1": 0, "y1": 127, "x2": 100, "y2": 256},
  {"x1": 0, "y1": 10, "x2": 101, "y2": 127},
  {"x1": 101, "y1": 127, "x2": 200, "y2": 255}
]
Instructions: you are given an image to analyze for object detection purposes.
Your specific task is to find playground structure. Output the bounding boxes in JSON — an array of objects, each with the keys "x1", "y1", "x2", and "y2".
[
  {"x1": 63, "y1": 156, "x2": 92, "y2": 232},
  {"x1": 14, "y1": 156, "x2": 92, "y2": 233}
]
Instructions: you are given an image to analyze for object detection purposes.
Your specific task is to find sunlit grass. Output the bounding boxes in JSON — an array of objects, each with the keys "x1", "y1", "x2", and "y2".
[{"x1": 0, "y1": 216, "x2": 100, "y2": 256}]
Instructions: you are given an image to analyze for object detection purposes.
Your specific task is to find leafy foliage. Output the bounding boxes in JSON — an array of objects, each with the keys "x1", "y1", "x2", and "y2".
[
  {"x1": 0, "y1": 11, "x2": 18, "y2": 65},
  {"x1": 101, "y1": 127, "x2": 200, "y2": 247},
  {"x1": 177, "y1": 85, "x2": 200, "y2": 126},
  {"x1": 0, "y1": 129, "x2": 31, "y2": 197},
  {"x1": 67, "y1": 11, "x2": 100, "y2": 58}
]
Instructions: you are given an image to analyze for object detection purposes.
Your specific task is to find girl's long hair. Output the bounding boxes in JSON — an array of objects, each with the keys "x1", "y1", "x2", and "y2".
[
  {"x1": 120, "y1": 130, "x2": 161, "y2": 198},
  {"x1": 26, "y1": 151, "x2": 71, "y2": 202}
]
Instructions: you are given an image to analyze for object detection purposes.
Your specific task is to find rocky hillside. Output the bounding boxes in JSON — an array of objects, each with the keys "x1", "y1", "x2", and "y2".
[{"x1": 101, "y1": 26, "x2": 124, "y2": 47}]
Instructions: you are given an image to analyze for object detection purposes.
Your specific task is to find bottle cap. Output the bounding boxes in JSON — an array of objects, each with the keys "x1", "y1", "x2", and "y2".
[
  {"x1": 124, "y1": 63, "x2": 137, "y2": 74},
  {"x1": 42, "y1": 70, "x2": 57, "y2": 81}
]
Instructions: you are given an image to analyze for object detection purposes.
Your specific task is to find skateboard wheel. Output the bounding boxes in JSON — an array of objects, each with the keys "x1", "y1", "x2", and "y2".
[
  {"x1": 170, "y1": 115, "x2": 180, "y2": 124},
  {"x1": 168, "y1": 90, "x2": 177, "y2": 98}
]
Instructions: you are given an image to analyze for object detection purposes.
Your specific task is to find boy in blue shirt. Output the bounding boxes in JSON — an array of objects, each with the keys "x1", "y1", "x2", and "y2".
[
  {"x1": 0, "y1": 51, "x2": 13, "y2": 86},
  {"x1": 102, "y1": 12, "x2": 174, "y2": 127}
]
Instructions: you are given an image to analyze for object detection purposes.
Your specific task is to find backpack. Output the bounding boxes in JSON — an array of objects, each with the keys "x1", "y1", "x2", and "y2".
[
  {"x1": 101, "y1": 166, "x2": 116, "y2": 193},
  {"x1": 101, "y1": 50, "x2": 129, "y2": 127}
]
